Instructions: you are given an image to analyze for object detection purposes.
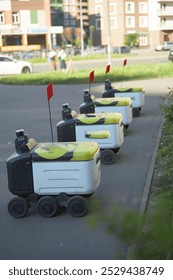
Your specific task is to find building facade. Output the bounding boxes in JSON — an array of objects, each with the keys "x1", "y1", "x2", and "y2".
[
  {"x1": 88, "y1": 0, "x2": 173, "y2": 49},
  {"x1": 157, "y1": 0, "x2": 173, "y2": 42},
  {"x1": 0, "y1": 0, "x2": 62, "y2": 52},
  {"x1": 88, "y1": 0, "x2": 154, "y2": 48},
  {"x1": 1, "y1": 0, "x2": 173, "y2": 52},
  {"x1": 62, "y1": 0, "x2": 89, "y2": 45}
]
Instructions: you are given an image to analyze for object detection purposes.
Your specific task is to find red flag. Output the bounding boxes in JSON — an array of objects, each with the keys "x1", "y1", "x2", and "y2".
[
  {"x1": 47, "y1": 82, "x2": 53, "y2": 101},
  {"x1": 123, "y1": 58, "x2": 127, "y2": 67},
  {"x1": 106, "y1": 64, "x2": 111, "y2": 74},
  {"x1": 89, "y1": 70, "x2": 94, "y2": 83}
]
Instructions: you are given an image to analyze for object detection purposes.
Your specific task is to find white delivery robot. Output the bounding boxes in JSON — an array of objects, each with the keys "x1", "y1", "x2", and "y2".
[
  {"x1": 56, "y1": 104, "x2": 124, "y2": 165},
  {"x1": 103, "y1": 79, "x2": 145, "y2": 117},
  {"x1": 6, "y1": 129, "x2": 101, "y2": 218},
  {"x1": 79, "y1": 90, "x2": 132, "y2": 129}
]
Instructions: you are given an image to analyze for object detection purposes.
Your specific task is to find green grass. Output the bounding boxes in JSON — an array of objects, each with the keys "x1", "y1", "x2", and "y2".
[
  {"x1": 1, "y1": 62, "x2": 173, "y2": 85},
  {"x1": 27, "y1": 53, "x2": 127, "y2": 63}
]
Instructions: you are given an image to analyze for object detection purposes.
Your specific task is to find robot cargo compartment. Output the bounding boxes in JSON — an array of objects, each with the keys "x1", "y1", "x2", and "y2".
[
  {"x1": 114, "y1": 90, "x2": 145, "y2": 108},
  {"x1": 32, "y1": 154, "x2": 101, "y2": 196},
  {"x1": 94, "y1": 105, "x2": 132, "y2": 125},
  {"x1": 94, "y1": 97, "x2": 132, "y2": 107},
  {"x1": 75, "y1": 123, "x2": 124, "y2": 149}
]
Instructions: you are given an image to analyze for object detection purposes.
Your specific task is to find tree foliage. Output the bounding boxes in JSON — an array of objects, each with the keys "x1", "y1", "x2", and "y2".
[{"x1": 124, "y1": 33, "x2": 140, "y2": 48}]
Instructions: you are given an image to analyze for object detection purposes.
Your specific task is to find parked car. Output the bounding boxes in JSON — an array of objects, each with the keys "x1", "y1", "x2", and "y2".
[
  {"x1": 0, "y1": 55, "x2": 33, "y2": 75},
  {"x1": 168, "y1": 48, "x2": 173, "y2": 62},
  {"x1": 21, "y1": 51, "x2": 38, "y2": 60},
  {"x1": 112, "y1": 46, "x2": 130, "y2": 54},
  {"x1": 155, "y1": 42, "x2": 173, "y2": 51},
  {"x1": 84, "y1": 46, "x2": 106, "y2": 55}
]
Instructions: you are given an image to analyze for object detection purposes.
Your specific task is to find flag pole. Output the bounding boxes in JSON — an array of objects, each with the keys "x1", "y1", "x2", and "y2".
[
  {"x1": 47, "y1": 82, "x2": 54, "y2": 143},
  {"x1": 48, "y1": 99, "x2": 54, "y2": 143}
]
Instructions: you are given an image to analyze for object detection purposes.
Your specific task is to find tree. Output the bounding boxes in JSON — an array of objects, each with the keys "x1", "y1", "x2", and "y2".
[
  {"x1": 124, "y1": 33, "x2": 140, "y2": 48},
  {"x1": 88, "y1": 25, "x2": 94, "y2": 47}
]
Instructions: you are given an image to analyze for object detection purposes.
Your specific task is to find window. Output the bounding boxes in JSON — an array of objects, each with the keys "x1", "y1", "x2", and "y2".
[
  {"x1": 71, "y1": 19, "x2": 76, "y2": 26},
  {"x1": 109, "y1": 3, "x2": 116, "y2": 15},
  {"x1": 126, "y1": 16, "x2": 135, "y2": 27},
  {"x1": 139, "y1": 16, "x2": 148, "y2": 27},
  {"x1": 70, "y1": 6, "x2": 75, "y2": 12},
  {"x1": 12, "y1": 12, "x2": 20, "y2": 24},
  {"x1": 139, "y1": 35, "x2": 148, "y2": 46},
  {"x1": 63, "y1": 6, "x2": 69, "y2": 12},
  {"x1": 110, "y1": 17, "x2": 117, "y2": 29},
  {"x1": 70, "y1": 13, "x2": 75, "y2": 19},
  {"x1": 31, "y1": 10, "x2": 37, "y2": 24},
  {"x1": 95, "y1": 0, "x2": 102, "y2": 2},
  {"x1": 64, "y1": 13, "x2": 69, "y2": 19},
  {"x1": 69, "y1": 0, "x2": 75, "y2": 4},
  {"x1": 95, "y1": 5, "x2": 102, "y2": 16},
  {"x1": 139, "y1": 2, "x2": 148, "y2": 13},
  {"x1": 95, "y1": 18, "x2": 102, "y2": 30},
  {"x1": 0, "y1": 57, "x2": 12, "y2": 62},
  {"x1": 125, "y1": 2, "x2": 135, "y2": 13},
  {"x1": 63, "y1": 0, "x2": 68, "y2": 4},
  {"x1": 0, "y1": 11, "x2": 5, "y2": 24},
  {"x1": 64, "y1": 19, "x2": 69, "y2": 26}
]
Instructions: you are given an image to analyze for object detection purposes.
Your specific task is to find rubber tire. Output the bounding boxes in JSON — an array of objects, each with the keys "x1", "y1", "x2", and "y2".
[
  {"x1": 101, "y1": 149, "x2": 115, "y2": 165},
  {"x1": 22, "y1": 66, "x2": 30, "y2": 73},
  {"x1": 8, "y1": 197, "x2": 28, "y2": 218},
  {"x1": 124, "y1": 124, "x2": 129, "y2": 130},
  {"x1": 67, "y1": 196, "x2": 88, "y2": 217},
  {"x1": 132, "y1": 108, "x2": 140, "y2": 117},
  {"x1": 37, "y1": 196, "x2": 58, "y2": 218}
]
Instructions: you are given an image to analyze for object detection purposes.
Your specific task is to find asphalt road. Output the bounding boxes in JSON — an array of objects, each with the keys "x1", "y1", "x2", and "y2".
[
  {"x1": 33, "y1": 50, "x2": 169, "y2": 73},
  {"x1": 0, "y1": 78, "x2": 170, "y2": 260}
]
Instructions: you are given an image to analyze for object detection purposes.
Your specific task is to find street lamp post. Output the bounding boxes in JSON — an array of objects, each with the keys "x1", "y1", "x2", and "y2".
[
  {"x1": 106, "y1": 0, "x2": 112, "y2": 65},
  {"x1": 80, "y1": 0, "x2": 84, "y2": 56}
]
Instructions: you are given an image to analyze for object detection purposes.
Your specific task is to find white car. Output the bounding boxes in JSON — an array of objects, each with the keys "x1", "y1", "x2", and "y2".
[
  {"x1": 0, "y1": 55, "x2": 33, "y2": 75},
  {"x1": 155, "y1": 42, "x2": 173, "y2": 51}
]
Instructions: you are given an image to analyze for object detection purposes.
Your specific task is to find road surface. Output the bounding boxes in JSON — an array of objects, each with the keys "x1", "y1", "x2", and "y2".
[
  {"x1": 33, "y1": 50, "x2": 169, "y2": 73},
  {"x1": 0, "y1": 77, "x2": 170, "y2": 260}
]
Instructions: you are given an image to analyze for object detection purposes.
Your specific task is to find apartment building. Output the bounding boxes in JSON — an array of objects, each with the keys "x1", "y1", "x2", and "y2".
[
  {"x1": 0, "y1": 0, "x2": 62, "y2": 52},
  {"x1": 62, "y1": 0, "x2": 89, "y2": 44},
  {"x1": 157, "y1": 0, "x2": 173, "y2": 42},
  {"x1": 1, "y1": 0, "x2": 173, "y2": 52},
  {"x1": 88, "y1": 0, "x2": 173, "y2": 49},
  {"x1": 88, "y1": 0, "x2": 153, "y2": 48}
]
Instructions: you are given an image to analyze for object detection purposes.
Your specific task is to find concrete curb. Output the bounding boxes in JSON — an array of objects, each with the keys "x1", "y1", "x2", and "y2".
[{"x1": 138, "y1": 115, "x2": 164, "y2": 216}]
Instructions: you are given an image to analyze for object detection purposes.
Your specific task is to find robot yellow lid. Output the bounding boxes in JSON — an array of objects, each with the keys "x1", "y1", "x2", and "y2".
[{"x1": 32, "y1": 142, "x2": 99, "y2": 161}]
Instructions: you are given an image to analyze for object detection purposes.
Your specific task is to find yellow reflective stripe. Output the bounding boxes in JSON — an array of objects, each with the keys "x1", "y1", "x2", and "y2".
[
  {"x1": 86, "y1": 130, "x2": 110, "y2": 139},
  {"x1": 76, "y1": 113, "x2": 122, "y2": 124},
  {"x1": 116, "y1": 87, "x2": 143, "y2": 92},
  {"x1": 76, "y1": 116, "x2": 101, "y2": 124},
  {"x1": 95, "y1": 97, "x2": 131, "y2": 106}
]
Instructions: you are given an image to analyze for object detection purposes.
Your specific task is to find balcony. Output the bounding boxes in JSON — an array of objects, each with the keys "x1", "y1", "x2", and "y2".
[
  {"x1": 76, "y1": 14, "x2": 89, "y2": 20},
  {"x1": 158, "y1": 11, "x2": 173, "y2": 16},
  {"x1": 159, "y1": 22, "x2": 173, "y2": 30},
  {"x1": 157, "y1": 1, "x2": 173, "y2": 3},
  {"x1": 76, "y1": 1, "x2": 88, "y2": 5}
]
